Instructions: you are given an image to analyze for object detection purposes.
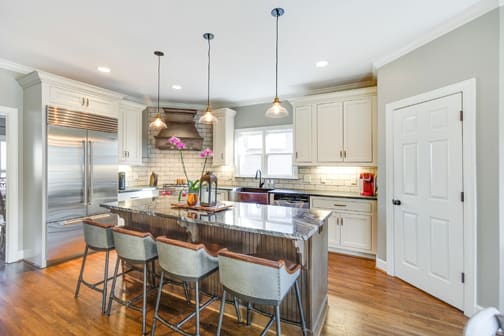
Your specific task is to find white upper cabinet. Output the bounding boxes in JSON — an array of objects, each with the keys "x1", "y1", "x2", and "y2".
[
  {"x1": 291, "y1": 87, "x2": 377, "y2": 166},
  {"x1": 343, "y1": 98, "x2": 373, "y2": 162},
  {"x1": 118, "y1": 101, "x2": 146, "y2": 165},
  {"x1": 317, "y1": 102, "x2": 343, "y2": 163},
  {"x1": 18, "y1": 71, "x2": 122, "y2": 119},
  {"x1": 294, "y1": 105, "x2": 313, "y2": 164},
  {"x1": 212, "y1": 108, "x2": 236, "y2": 167}
]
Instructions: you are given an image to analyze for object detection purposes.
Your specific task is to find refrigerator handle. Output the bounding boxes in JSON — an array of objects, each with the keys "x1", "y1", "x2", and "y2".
[
  {"x1": 82, "y1": 140, "x2": 88, "y2": 204},
  {"x1": 88, "y1": 140, "x2": 93, "y2": 205}
]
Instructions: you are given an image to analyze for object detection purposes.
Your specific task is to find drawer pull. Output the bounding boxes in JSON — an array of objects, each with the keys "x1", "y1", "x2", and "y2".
[{"x1": 333, "y1": 204, "x2": 347, "y2": 207}]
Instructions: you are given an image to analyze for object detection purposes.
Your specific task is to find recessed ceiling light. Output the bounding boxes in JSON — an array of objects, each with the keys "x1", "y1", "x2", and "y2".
[
  {"x1": 172, "y1": 84, "x2": 182, "y2": 90},
  {"x1": 97, "y1": 66, "x2": 111, "y2": 73},
  {"x1": 315, "y1": 60, "x2": 328, "y2": 67}
]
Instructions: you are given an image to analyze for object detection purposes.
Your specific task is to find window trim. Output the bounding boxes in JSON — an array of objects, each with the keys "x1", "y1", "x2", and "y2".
[{"x1": 234, "y1": 125, "x2": 298, "y2": 179}]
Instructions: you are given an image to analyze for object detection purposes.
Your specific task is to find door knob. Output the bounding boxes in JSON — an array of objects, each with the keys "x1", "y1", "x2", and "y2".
[{"x1": 392, "y1": 199, "x2": 402, "y2": 206}]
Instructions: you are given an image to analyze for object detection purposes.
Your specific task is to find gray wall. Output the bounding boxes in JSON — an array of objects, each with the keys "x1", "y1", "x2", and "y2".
[
  {"x1": 0, "y1": 69, "x2": 23, "y2": 110},
  {"x1": 377, "y1": 9, "x2": 500, "y2": 307},
  {"x1": 232, "y1": 101, "x2": 293, "y2": 129}
]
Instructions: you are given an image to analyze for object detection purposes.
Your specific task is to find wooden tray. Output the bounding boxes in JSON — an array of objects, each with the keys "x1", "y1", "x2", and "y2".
[{"x1": 171, "y1": 203, "x2": 233, "y2": 213}]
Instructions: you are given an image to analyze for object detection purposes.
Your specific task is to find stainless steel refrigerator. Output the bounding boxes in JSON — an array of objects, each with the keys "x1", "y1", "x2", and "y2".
[{"x1": 46, "y1": 106, "x2": 118, "y2": 265}]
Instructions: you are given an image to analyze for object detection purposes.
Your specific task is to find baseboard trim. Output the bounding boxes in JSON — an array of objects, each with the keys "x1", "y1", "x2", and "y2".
[{"x1": 376, "y1": 257, "x2": 387, "y2": 273}]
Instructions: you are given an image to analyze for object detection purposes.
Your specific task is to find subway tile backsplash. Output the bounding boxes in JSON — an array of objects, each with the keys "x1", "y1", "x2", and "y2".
[{"x1": 122, "y1": 107, "x2": 376, "y2": 193}]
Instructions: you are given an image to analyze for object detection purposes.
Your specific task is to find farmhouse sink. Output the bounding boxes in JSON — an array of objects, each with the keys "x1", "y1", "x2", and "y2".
[{"x1": 229, "y1": 187, "x2": 273, "y2": 205}]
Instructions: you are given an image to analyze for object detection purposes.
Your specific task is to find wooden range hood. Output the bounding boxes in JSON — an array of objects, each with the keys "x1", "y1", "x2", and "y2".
[{"x1": 154, "y1": 108, "x2": 204, "y2": 150}]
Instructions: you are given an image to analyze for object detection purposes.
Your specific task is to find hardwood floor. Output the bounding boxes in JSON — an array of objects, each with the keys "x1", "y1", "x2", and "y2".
[{"x1": 0, "y1": 252, "x2": 466, "y2": 335}]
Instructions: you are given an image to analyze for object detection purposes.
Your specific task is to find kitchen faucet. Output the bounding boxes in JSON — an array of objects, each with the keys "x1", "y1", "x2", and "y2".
[{"x1": 255, "y1": 169, "x2": 265, "y2": 188}]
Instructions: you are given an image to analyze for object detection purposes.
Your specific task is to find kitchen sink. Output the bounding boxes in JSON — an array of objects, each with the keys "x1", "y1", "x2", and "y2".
[{"x1": 229, "y1": 187, "x2": 273, "y2": 204}]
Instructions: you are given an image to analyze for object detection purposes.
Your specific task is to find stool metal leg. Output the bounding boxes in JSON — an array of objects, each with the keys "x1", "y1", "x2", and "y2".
[
  {"x1": 151, "y1": 271, "x2": 165, "y2": 336},
  {"x1": 183, "y1": 281, "x2": 190, "y2": 304},
  {"x1": 246, "y1": 303, "x2": 252, "y2": 326},
  {"x1": 74, "y1": 245, "x2": 89, "y2": 298},
  {"x1": 216, "y1": 290, "x2": 227, "y2": 336},
  {"x1": 195, "y1": 280, "x2": 200, "y2": 336},
  {"x1": 142, "y1": 263, "x2": 148, "y2": 335},
  {"x1": 294, "y1": 280, "x2": 307, "y2": 336},
  {"x1": 101, "y1": 249, "x2": 110, "y2": 314},
  {"x1": 233, "y1": 297, "x2": 241, "y2": 323},
  {"x1": 274, "y1": 305, "x2": 281, "y2": 335},
  {"x1": 106, "y1": 257, "x2": 121, "y2": 316}
]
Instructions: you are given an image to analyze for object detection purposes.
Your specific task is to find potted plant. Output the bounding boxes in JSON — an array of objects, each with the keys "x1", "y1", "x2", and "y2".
[{"x1": 168, "y1": 136, "x2": 213, "y2": 206}]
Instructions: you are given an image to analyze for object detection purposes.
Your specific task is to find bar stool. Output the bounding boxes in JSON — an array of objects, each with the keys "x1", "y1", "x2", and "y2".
[
  {"x1": 216, "y1": 249, "x2": 307, "y2": 336},
  {"x1": 74, "y1": 216, "x2": 117, "y2": 314},
  {"x1": 107, "y1": 227, "x2": 158, "y2": 335},
  {"x1": 151, "y1": 237, "x2": 223, "y2": 336}
]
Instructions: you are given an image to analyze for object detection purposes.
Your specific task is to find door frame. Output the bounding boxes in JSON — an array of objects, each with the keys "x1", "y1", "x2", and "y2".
[
  {"x1": 385, "y1": 78, "x2": 477, "y2": 316},
  {"x1": 0, "y1": 106, "x2": 20, "y2": 263}
]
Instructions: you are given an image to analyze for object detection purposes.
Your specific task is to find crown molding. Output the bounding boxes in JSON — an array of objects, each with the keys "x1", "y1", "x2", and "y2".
[
  {"x1": 223, "y1": 79, "x2": 376, "y2": 108},
  {"x1": 0, "y1": 58, "x2": 33, "y2": 75},
  {"x1": 373, "y1": 0, "x2": 501, "y2": 70},
  {"x1": 17, "y1": 70, "x2": 125, "y2": 99}
]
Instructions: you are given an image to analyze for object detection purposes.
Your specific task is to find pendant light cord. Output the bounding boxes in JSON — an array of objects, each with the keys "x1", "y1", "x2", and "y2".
[
  {"x1": 275, "y1": 10, "x2": 279, "y2": 98},
  {"x1": 157, "y1": 54, "x2": 161, "y2": 114},
  {"x1": 207, "y1": 37, "x2": 211, "y2": 108}
]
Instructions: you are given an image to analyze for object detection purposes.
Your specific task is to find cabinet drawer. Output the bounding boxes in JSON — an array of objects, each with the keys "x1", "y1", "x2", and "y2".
[{"x1": 311, "y1": 197, "x2": 372, "y2": 213}]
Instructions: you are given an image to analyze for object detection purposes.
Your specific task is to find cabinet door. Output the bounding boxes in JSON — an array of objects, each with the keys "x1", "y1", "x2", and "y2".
[
  {"x1": 212, "y1": 113, "x2": 226, "y2": 166},
  {"x1": 339, "y1": 213, "x2": 372, "y2": 252},
  {"x1": 294, "y1": 105, "x2": 313, "y2": 163},
  {"x1": 327, "y1": 212, "x2": 340, "y2": 250},
  {"x1": 316, "y1": 102, "x2": 343, "y2": 162},
  {"x1": 49, "y1": 86, "x2": 87, "y2": 110},
  {"x1": 343, "y1": 98, "x2": 373, "y2": 162},
  {"x1": 119, "y1": 107, "x2": 143, "y2": 165}
]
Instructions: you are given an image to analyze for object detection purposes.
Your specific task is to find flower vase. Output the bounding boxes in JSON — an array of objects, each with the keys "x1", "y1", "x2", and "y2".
[{"x1": 187, "y1": 192, "x2": 198, "y2": 206}]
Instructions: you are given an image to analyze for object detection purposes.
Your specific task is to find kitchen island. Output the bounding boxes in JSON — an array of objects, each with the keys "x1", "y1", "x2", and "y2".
[{"x1": 101, "y1": 197, "x2": 330, "y2": 336}]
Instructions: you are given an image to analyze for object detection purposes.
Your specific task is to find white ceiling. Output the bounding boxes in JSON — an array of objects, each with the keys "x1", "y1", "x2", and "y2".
[{"x1": 0, "y1": 0, "x2": 482, "y2": 106}]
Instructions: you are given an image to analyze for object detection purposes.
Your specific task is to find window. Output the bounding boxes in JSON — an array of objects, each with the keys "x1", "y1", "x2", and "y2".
[{"x1": 235, "y1": 126, "x2": 296, "y2": 178}]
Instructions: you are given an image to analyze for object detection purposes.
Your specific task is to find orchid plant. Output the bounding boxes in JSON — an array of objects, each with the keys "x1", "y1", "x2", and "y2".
[{"x1": 167, "y1": 136, "x2": 213, "y2": 200}]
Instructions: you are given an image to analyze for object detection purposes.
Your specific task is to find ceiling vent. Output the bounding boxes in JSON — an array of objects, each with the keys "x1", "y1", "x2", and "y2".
[{"x1": 154, "y1": 108, "x2": 204, "y2": 150}]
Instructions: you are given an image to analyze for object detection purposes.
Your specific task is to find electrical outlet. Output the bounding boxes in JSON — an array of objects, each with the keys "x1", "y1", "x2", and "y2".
[{"x1": 320, "y1": 175, "x2": 326, "y2": 184}]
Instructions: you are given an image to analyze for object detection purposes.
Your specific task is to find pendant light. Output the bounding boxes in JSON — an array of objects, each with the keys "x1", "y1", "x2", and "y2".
[
  {"x1": 265, "y1": 8, "x2": 288, "y2": 118},
  {"x1": 149, "y1": 50, "x2": 168, "y2": 130},
  {"x1": 198, "y1": 33, "x2": 218, "y2": 124}
]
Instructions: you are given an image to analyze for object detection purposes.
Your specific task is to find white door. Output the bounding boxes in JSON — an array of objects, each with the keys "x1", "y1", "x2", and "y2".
[
  {"x1": 393, "y1": 93, "x2": 464, "y2": 309},
  {"x1": 343, "y1": 98, "x2": 373, "y2": 162},
  {"x1": 316, "y1": 102, "x2": 343, "y2": 162},
  {"x1": 294, "y1": 105, "x2": 313, "y2": 163}
]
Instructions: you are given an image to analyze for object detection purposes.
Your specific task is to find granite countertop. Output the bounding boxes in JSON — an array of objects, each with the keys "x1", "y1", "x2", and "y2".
[
  {"x1": 101, "y1": 196, "x2": 331, "y2": 240},
  {"x1": 219, "y1": 185, "x2": 377, "y2": 200}
]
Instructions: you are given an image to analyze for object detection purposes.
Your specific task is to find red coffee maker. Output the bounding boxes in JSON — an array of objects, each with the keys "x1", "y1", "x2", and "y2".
[{"x1": 359, "y1": 173, "x2": 375, "y2": 196}]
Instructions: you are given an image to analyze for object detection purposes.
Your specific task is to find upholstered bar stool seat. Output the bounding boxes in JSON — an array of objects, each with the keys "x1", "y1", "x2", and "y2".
[
  {"x1": 151, "y1": 237, "x2": 230, "y2": 336},
  {"x1": 107, "y1": 227, "x2": 159, "y2": 335},
  {"x1": 216, "y1": 250, "x2": 307, "y2": 336},
  {"x1": 74, "y1": 215, "x2": 118, "y2": 314}
]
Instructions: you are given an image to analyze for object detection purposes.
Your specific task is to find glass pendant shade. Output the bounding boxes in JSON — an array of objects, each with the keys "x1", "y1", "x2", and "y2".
[
  {"x1": 198, "y1": 108, "x2": 218, "y2": 124},
  {"x1": 149, "y1": 112, "x2": 167, "y2": 129},
  {"x1": 265, "y1": 97, "x2": 288, "y2": 118}
]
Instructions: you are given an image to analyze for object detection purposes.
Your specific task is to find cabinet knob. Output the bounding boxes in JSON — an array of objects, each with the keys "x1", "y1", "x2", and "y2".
[
  {"x1": 81, "y1": 97, "x2": 85, "y2": 106},
  {"x1": 221, "y1": 153, "x2": 224, "y2": 159},
  {"x1": 86, "y1": 98, "x2": 89, "y2": 107},
  {"x1": 392, "y1": 199, "x2": 402, "y2": 206}
]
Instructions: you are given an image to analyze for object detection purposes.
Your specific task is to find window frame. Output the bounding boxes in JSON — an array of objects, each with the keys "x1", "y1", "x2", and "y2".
[{"x1": 234, "y1": 125, "x2": 297, "y2": 179}]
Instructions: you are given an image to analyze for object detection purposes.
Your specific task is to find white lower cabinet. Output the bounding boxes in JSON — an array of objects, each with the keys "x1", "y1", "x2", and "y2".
[{"x1": 312, "y1": 196, "x2": 376, "y2": 257}]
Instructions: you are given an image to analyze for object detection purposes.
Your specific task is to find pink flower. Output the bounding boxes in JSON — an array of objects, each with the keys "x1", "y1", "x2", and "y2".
[
  {"x1": 168, "y1": 136, "x2": 187, "y2": 150},
  {"x1": 199, "y1": 148, "x2": 213, "y2": 158}
]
